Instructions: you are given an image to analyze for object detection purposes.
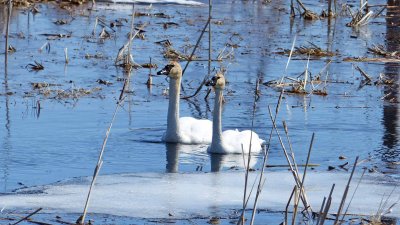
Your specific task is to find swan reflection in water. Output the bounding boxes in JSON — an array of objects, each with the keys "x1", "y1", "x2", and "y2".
[
  {"x1": 210, "y1": 153, "x2": 258, "y2": 172},
  {"x1": 165, "y1": 143, "x2": 258, "y2": 173}
]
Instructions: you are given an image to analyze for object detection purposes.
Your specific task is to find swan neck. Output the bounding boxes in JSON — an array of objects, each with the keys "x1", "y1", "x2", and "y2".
[
  {"x1": 212, "y1": 89, "x2": 223, "y2": 144},
  {"x1": 166, "y1": 77, "x2": 181, "y2": 140}
]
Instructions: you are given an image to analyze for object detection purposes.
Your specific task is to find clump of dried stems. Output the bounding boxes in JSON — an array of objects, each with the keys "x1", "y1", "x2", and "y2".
[
  {"x1": 346, "y1": 1, "x2": 374, "y2": 27},
  {"x1": 268, "y1": 38, "x2": 331, "y2": 96}
]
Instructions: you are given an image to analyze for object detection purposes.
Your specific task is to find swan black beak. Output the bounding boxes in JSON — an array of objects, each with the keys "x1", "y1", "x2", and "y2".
[
  {"x1": 157, "y1": 68, "x2": 168, "y2": 75},
  {"x1": 157, "y1": 64, "x2": 174, "y2": 75},
  {"x1": 205, "y1": 76, "x2": 218, "y2": 87}
]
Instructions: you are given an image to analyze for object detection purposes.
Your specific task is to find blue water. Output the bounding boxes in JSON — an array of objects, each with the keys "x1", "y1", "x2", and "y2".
[{"x1": 0, "y1": 0, "x2": 398, "y2": 197}]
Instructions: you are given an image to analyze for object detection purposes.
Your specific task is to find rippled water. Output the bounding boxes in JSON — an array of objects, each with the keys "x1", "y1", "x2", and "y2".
[{"x1": 0, "y1": 0, "x2": 399, "y2": 221}]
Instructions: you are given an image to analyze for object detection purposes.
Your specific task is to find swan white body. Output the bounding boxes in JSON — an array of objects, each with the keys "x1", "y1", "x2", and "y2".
[
  {"x1": 158, "y1": 62, "x2": 212, "y2": 144},
  {"x1": 207, "y1": 74, "x2": 264, "y2": 154}
]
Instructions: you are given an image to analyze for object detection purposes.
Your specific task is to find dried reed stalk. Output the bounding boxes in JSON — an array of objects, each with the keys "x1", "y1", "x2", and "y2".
[
  {"x1": 318, "y1": 184, "x2": 335, "y2": 225},
  {"x1": 181, "y1": 18, "x2": 210, "y2": 76},
  {"x1": 333, "y1": 156, "x2": 359, "y2": 224},
  {"x1": 79, "y1": 79, "x2": 129, "y2": 225},
  {"x1": 291, "y1": 133, "x2": 315, "y2": 225},
  {"x1": 240, "y1": 78, "x2": 259, "y2": 225},
  {"x1": 315, "y1": 197, "x2": 327, "y2": 225},
  {"x1": 64, "y1": 48, "x2": 69, "y2": 64},
  {"x1": 127, "y1": 4, "x2": 135, "y2": 61},
  {"x1": 237, "y1": 89, "x2": 284, "y2": 225},
  {"x1": 181, "y1": 0, "x2": 213, "y2": 99},
  {"x1": 285, "y1": 35, "x2": 297, "y2": 72},
  {"x1": 285, "y1": 186, "x2": 297, "y2": 225},
  {"x1": 268, "y1": 105, "x2": 312, "y2": 212},
  {"x1": 5, "y1": 0, "x2": 12, "y2": 70},
  {"x1": 340, "y1": 168, "x2": 366, "y2": 223},
  {"x1": 11, "y1": 208, "x2": 42, "y2": 225},
  {"x1": 249, "y1": 145, "x2": 270, "y2": 225}
]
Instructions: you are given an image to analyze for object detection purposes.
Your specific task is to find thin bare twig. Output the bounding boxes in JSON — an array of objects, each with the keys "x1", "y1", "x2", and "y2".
[
  {"x1": 80, "y1": 79, "x2": 129, "y2": 224},
  {"x1": 291, "y1": 133, "x2": 315, "y2": 225},
  {"x1": 5, "y1": 0, "x2": 12, "y2": 70},
  {"x1": 285, "y1": 186, "x2": 297, "y2": 225},
  {"x1": 319, "y1": 184, "x2": 335, "y2": 225},
  {"x1": 12, "y1": 208, "x2": 43, "y2": 225},
  {"x1": 340, "y1": 168, "x2": 366, "y2": 223},
  {"x1": 333, "y1": 156, "x2": 359, "y2": 224}
]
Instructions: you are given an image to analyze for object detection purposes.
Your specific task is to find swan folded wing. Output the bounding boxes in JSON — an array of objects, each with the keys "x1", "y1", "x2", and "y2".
[
  {"x1": 221, "y1": 129, "x2": 263, "y2": 154},
  {"x1": 178, "y1": 117, "x2": 212, "y2": 144}
]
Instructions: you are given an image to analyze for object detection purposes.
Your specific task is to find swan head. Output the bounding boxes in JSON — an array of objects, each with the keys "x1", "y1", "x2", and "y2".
[
  {"x1": 157, "y1": 61, "x2": 182, "y2": 80},
  {"x1": 206, "y1": 72, "x2": 225, "y2": 90}
]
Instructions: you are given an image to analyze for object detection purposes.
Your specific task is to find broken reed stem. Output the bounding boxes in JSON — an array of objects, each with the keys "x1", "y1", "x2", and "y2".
[
  {"x1": 319, "y1": 184, "x2": 335, "y2": 225},
  {"x1": 240, "y1": 79, "x2": 259, "y2": 225},
  {"x1": 115, "y1": 22, "x2": 147, "y2": 65},
  {"x1": 267, "y1": 106, "x2": 311, "y2": 212},
  {"x1": 64, "y1": 48, "x2": 69, "y2": 64},
  {"x1": 181, "y1": 18, "x2": 210, "y2": 76},
  {"x1": 80, "y1": 79, "x2": 129, "y2": 225},
  {"x1": 291, "y1": 133, "x2": 315, "y2": 225},
  {"x1": 285, "y1": 186, "x2": 297, "y2": 225},
  {"x1": 340, "y1": 168, "x2": 366, "y2": 223},
  {"x1": 92, "y1": 17, "x2": 98, "y2": 36},
  {"x1": 181, "y1": 0, "x2": 212, "y2": 99},
  {"x1": 237, "y1": 90, "x2": 283, "y2": 225},
  {"x1": 316, "y1": 197, "x2": 327, "y2": 225},
  {"x1": 303, "y1": 54, "x2": 311, "y2": 90},
  {"x1": 282, "y1": 120, "x2": 313, "y2": 211},
  {"x1": 296, "y1": 0, "x2": 307, "y2": 12},
  {"x1": 374, "y1": 185, "x2": 399, "y2": 221},
  {"x1": 180, "y1": 18, "x2": 210, "y2": 95},
  {"x1": 127, "y1": 4, "x2": 135, "y2": 59},
  {"x1": 236, "y1": 158, "x2": 261, "y2": 225},
  {"x1": 290, "y1": 0, "x2": 295, "y2": 17},
  {"x1": 285, "y1": 35, "x2": 297, "y2": 73},
  {"x1": 282, "y1": 121, "x2": 300, "y2": 180},
  {"x1": 147, "y1": 57, "x2": 152, "y2": 88},
  {"x1": 249, "y1": 146, "x2": 270, "y2": 225},
  {"x1": 373, "y1": 5, "x2": 386, "y2": 19},
  {"x1": 208, "y1": 0, "x2": 212, "y2": 77},
  {"x1": 11, "y1": 208, "x2": 42, "y2": 225},
  {"x1": 333, "y1": 156, "x2": 359, "y2": 224},
  {"x1": 5, "y1": 0, "x2": 12, "y2": 70}
]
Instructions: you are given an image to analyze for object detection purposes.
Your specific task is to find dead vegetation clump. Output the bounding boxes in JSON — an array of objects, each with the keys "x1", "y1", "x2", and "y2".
[
  {"x1": 290, "y1": 0, "x2": 319, "y2": 20},
  {"x1": 2, "y1": 0, "x2": 88, "y2": 9},
  {"x1": 85, "y1": 52, "x2": 105, "y2": 59},
  {"x1": 7, "y1": 44, "x2": 16, "y2": 53},
  {"x1": 276, "y1": 43, "x2": 336, "y2": 57},
  {"x1": 26, "y1": 61, "x2": 44, "y2": 71},
  {"x1": 368, "y1": 45, "x2": 400, "y2": 58},
  {"x1": 31, "y1": 82, "x2": 61, "y2": 89},
  {"x1": 345, "y1": 3, "x2": 374, "y2": 27},
  {"x1": 263, "y1": 73, "x2": 324, "y2": 96},
  {"x1": 264, "y1": 60, "x2": 331, "y2": 96},
  {"x1": 163, "y1": 46, "x2": 196, "y2": 61},
  {"x1": 134, "y1": 12, "x2": 171, "y2": 19},
  {"x1": 39, "y1": 86, "x2": 102, "y2": 99},
  {"x1": 303, "y1": 10, "x2": 320, "y2": 20},
  {"x1": 354, "y1": 65, "x2": 396, "y2": 87},
  {"x1": 354, "y1": 65, "x2": 399, "y2": 103}
]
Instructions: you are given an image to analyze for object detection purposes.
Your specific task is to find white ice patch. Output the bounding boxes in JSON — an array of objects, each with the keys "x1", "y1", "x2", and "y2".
[{"x1": 0, "y1": 171, "x2": 399, "y2": 218}]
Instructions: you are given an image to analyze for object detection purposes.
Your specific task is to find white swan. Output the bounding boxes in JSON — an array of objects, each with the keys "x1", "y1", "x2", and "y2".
[
  {"x1": 157, "y1": 61, "x2": 212, "y2": 144},
  {"x1": 206, "y1": 73, "x2": 264, "y2": 154}
]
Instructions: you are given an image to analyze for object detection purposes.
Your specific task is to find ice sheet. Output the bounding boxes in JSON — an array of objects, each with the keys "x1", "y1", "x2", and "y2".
[{"x1": 0, "y1": 171, "x2": 398, "y2": 219}]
